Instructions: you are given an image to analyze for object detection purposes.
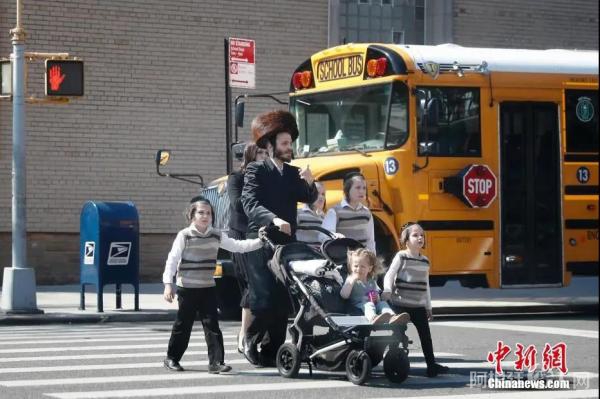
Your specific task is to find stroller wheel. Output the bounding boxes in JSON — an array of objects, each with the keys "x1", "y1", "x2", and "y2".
[
  {"x1": 345, "y1": 349, "x2": 371, "y2": 385},
  {"x1": 276, "y1": 343, "x2": 301, "y2": 378},
  {"x1": 384, "y1": 347, "x2": 410, "y2": 384}
]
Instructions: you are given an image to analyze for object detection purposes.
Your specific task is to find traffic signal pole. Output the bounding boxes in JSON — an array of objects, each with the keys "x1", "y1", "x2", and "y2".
[{"x1": 1, "y1": 0, "x2": 42, "y2": 314}]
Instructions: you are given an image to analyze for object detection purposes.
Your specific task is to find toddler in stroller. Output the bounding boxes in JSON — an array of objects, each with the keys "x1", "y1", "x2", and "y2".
[{"x1": 262, "y1": 225, "x2": 411, "y2": 385}]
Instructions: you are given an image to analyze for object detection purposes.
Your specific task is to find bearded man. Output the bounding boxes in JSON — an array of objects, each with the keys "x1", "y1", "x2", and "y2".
[{"x1": 241, "y1": 110, "x2": 317, "y2": 366}]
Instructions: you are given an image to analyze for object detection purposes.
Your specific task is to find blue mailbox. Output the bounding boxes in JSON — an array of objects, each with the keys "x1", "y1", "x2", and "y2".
[{"x1": 80, "y1": 201, "x2": 140, "y2": 312}]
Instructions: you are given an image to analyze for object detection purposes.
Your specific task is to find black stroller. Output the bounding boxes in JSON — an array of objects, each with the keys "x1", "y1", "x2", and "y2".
[{"x1": 263, "y1": 226, "x2": 411, "y2": 385}]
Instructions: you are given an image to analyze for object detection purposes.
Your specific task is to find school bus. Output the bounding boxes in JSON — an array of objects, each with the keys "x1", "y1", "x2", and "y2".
[{"x1": 205, "y1": 43, "x2": 598, "y2": 289}]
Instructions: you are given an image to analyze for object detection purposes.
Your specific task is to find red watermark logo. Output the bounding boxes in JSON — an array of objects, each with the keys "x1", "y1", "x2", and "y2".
[{"x1": 487, "y1": 341, "x2": 568, "y2": 375}]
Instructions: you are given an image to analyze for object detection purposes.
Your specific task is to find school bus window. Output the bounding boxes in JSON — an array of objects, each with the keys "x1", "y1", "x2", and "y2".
[
  {"x1": 386, "y1": 81, "x2": 409, "y2": 148},
  {"x1": 565, "y1": 89, "x2": 599, "y2": 153},
  {"x1": 417, "y1": 87, "x2": 481, "y2": 157},
  {"x1": 291, "y1": 82, "x2": 409, "y2": 158}
]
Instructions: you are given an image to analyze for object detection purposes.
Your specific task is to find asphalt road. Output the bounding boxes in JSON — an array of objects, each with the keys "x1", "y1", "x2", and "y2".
[{"x1": 0, "y1": 315, "x2": 597, "y2": 399}]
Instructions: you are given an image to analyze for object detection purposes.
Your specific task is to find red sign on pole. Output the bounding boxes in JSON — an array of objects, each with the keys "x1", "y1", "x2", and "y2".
[
  {"x1": 461, "y1": 164, "x2": 497, "y2": 208},
  {"x1": 229, "y1": 37, "x2": 255, "y2": 89}
]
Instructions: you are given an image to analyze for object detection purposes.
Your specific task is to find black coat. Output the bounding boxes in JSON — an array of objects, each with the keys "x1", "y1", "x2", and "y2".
[
  {"x1": 227, "y1": 170, "x2": 247, "y2": 234},
  {"x1": 241, "y1": 158, "x2": 318, "y2": 312},
  {"x1": 242, "y1": 158, "x2": 317, "y2": 240}
]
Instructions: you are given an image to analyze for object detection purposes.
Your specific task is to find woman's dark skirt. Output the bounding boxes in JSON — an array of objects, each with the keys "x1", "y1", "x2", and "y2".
[{"x1": 228, "y1": 228, "x2": 250, "y2": 308}]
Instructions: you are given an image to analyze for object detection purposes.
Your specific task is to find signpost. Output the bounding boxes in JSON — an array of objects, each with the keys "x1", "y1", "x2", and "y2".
[
  {"x1": 224, "y1": 37, "x2": 255, "y2": 174},
  {"x1": 228, "y1": 37, "x2": 255, "y2": 89}
]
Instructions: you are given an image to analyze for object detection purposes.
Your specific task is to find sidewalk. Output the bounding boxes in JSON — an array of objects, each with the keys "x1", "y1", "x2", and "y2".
[{"x1": 0, "y1": 277, "x2": 597, "y2": 325}]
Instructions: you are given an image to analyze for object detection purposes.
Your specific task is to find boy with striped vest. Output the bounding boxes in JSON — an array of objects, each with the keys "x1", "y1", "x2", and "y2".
[
  {"x1": 162, "y1": 198, "x2": 263, "y2": 374},
  {"x1": 382, "y1": 222, "x2": 450, "y2": 377}
]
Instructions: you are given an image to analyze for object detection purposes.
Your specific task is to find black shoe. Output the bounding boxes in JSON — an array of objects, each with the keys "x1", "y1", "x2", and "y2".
[
  {"x1": 258, "y1": 354, "x2": 276, "y2": 368},
  {"x1": 243, "y1": 337, "x2": 259, "y2": 365},
  {"x1": 163, "y1": 358, "x2": 184, "y2": 372},
  {"x1": 208, "y1": 363, "x2": 232, "y2": 374},
  {"x1": 426, "y1": 363, "x2": 449, "y2": 377}
]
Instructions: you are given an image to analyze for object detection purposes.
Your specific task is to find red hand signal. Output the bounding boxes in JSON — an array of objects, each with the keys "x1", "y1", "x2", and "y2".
[{"x1": 49, "y1": 65, "x2": 66, "y2": 91}]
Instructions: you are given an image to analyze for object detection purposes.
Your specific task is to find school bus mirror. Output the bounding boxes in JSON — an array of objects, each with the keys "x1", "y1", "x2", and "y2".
[
  {"x1": 231, "y1": 142, "x2": 246, "y2": 162},
  {"x1": 425, "y1": 98, "x2": 440, "y2": 128},
  {"x1": 235, "y1": 101, "x2": 245, "y2": 128},
  {"x1": 156, "y1": 149, "x2": 171, "y2": 167}
]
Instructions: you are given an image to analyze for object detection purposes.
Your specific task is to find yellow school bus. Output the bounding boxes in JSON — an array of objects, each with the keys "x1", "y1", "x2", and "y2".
[{"x1": 277, "y1": 43, "x2": 597, "y2": 288}]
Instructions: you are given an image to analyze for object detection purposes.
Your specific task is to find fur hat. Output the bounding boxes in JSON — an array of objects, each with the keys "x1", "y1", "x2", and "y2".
[{"x1": 251, "y1": 110, "x2": 299, "y2": 148}]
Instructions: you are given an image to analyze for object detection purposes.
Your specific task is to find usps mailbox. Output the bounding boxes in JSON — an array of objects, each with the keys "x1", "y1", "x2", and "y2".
[{"x1": 80, "y1": 201, "x2": 140, "y2": 312}]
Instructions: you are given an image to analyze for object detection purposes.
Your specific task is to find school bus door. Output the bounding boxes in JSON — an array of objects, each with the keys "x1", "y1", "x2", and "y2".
[{"x1": 499, "y1": 102, "x2": 563, "y2": 286}]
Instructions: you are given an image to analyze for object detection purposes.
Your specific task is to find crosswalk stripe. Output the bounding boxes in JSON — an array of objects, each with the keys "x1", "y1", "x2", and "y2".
[
  {"x1": 0, "y1": 325, "x2": 242, "y2": 338},
  {"x1": 2, "y1": 357, "x2": 595, "y2": 378},
  {"x1": 0, "y1": 335, "x2": 237, "y2": 346},
  {"x1": 0, "y1": 326, "x2": 172, "y2": 335},
  {"x1": 0, "y1": 349, "x2": 242, "y2": 363},
  {"x1": 0, "y1": 359, "x2": 251, "y2": 374},
  {"x1": 374, "y1": 390, "x2": 599, "y2": 399},
  {"x1": 1, "y1": 372, "x2": 223, "y2": 387},
  {"x1": 45, "y1": 380, "x2": 354, "y2": 398},
  {"x1": 0, "y1": 350, "x2": 463, "y2": 363},
  {"x1": 0, "y1": 332, "x2": 171, "y2": 342},
  {"x1": 434, "y1": 321, "x2": 599, "y2": 339},
  {"x1": 0, "y1": 341, "x2": 231, "y2": 354}
]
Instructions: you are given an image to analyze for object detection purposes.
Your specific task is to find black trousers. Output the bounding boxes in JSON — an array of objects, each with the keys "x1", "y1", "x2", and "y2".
[
  {"x1": 166, "y1": 286, "x2": 224, "y2": 366},
  {"x1": 244, "y1": 244, "x2": 290, "y2": 362},
  {"x1": 246, "y1": 308, "x2": 288, "y2": 362},
  {"x1": 392, "y1": 305, "x2": 436, "y2": 367}
]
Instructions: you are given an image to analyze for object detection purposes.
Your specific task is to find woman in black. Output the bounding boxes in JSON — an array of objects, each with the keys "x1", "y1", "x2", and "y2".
[{"x1": 227, "y1": 142, "x2": 268, "y2": 353}]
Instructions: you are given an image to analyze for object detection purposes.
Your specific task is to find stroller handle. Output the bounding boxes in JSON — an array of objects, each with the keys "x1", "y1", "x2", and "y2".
[
  {"x1": 260, "y1": 225, "x2": 335, "y2": 249},
  {"x1": 295, "y1": 225, "x2": 336, "y2": 239}
]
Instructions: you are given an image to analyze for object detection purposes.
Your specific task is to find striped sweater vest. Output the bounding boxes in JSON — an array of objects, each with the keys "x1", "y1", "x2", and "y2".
[
  {"x1": 333, "y1": 204, "x2": 371, "y2": 245},
  {"x1": 296, "y1": 208, "x2": 324, "y2": 246},
  {"x1": 177, "y1": 229, "x2": 221, "y2": 288},
  {"x1": 393, "y1": 254, "x2": 431, "y2": 308}
]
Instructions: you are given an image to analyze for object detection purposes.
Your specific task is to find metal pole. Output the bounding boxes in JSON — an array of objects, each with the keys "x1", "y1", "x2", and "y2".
[
  {"x1": 12, "y1": 0, "x2": 26, "y2": 270},
  {"x1": 1, "y1": 0, "x2": 42, "y2": 314},
  {"x1": 224, "y1": 37, "x2": 232, "y2": 175}
]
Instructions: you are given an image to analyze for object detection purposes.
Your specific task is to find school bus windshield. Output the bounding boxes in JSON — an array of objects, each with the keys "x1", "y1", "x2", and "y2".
[{"x1": 290, "y1": 82, "x2": 408, "y2": 158}]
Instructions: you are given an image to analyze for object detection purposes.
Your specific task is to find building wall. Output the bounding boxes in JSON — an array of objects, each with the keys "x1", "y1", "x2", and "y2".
[
  {"x1": 453, "y1": 0, "x2": 599, "y2": 49},
  {"x1": 0, "y1": 0, "x2": 597, "y2": 285},
  {"x1": 0, "y1": 0, "x2": 328, "y2": 284}
]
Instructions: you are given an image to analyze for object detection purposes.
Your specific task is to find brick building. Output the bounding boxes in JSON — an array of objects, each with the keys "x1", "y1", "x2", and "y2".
[{"x1": 0, "y1": 0, "x2": 597, "y2": 284}]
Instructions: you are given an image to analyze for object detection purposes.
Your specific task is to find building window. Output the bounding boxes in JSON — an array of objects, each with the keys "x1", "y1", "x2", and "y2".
[
  {"x1": 392, "y1": 30, "x2": 404, "y2": 43},
  {"x1": 381, "y1": 0, "x2": 392, "y2": 5},
  {"x1": 358, "y1": 0, "x2": 371, "y2": 4}
]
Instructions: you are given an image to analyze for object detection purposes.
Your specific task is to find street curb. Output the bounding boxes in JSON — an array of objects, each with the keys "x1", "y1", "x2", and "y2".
[
  {"x1": 0, "y1": 310, "x2": 177, "y2": 326},
  {"x1": 0, "y1": 303, "x2": 596, "y2": 326}
]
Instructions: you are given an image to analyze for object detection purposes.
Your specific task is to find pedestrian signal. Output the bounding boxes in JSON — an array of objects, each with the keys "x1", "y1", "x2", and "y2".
[{"x1": 45, "y1": 60, "x2": 84, "y2": 96}]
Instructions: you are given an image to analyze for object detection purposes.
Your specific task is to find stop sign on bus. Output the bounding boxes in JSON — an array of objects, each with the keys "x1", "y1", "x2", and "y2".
[{"x1": 461, "y1": 164, "x2": 497, "y2": 208}]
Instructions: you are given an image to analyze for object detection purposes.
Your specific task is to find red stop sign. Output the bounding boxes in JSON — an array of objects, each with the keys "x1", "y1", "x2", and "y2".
[{"x1": 462, "y1": 164, "x2": 497, "y2": 208}]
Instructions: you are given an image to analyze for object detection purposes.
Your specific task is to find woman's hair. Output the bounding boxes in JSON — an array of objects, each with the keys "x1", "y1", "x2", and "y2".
[
  {"x1": 399, "y1": 222, "x2": 425, "y2": 248},
  {"x1": 309, "y1": 181, "x2": 326, "y2": 211},
  {"x1": 185, "y1": 197, "x2": 215, "y2": 226},
  {"x1": 241, "y1": 142, "x2": 260, "y2": 172},
  {"x1": 343, "y1": 172, "x2": 366, "y2": 201},
  {"x1": 347, "y1": 247, "x2": 383, "y2": 279}
]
